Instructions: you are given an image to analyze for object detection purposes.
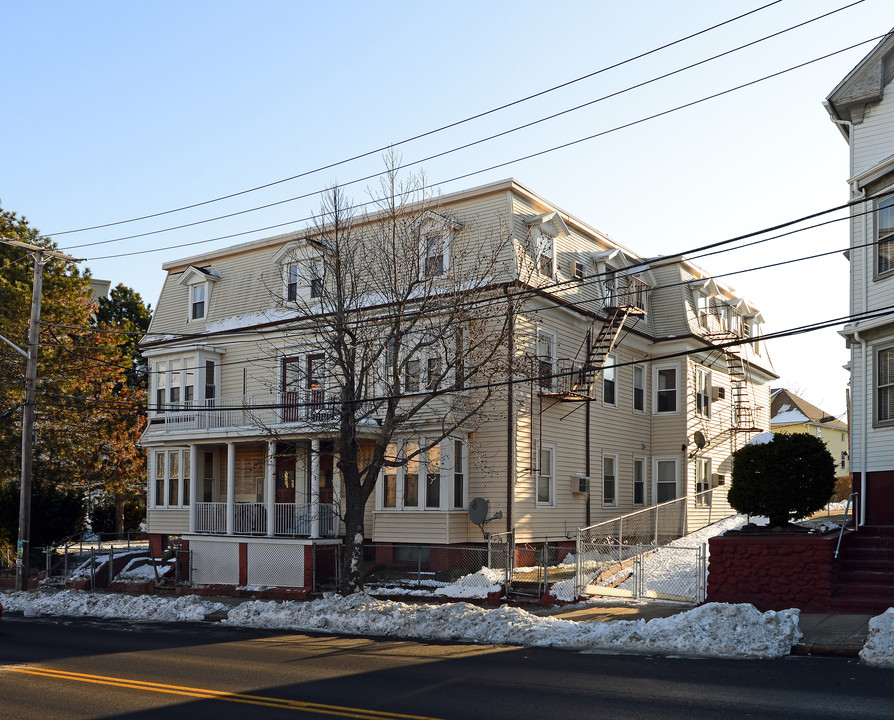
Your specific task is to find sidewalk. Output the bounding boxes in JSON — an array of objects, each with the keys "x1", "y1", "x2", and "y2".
[{"x1": 549, "y1": 603, "x2": 872, "y2": 658}]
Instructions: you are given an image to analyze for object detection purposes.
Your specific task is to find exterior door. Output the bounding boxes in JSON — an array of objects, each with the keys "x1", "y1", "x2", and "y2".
[{"x1": 276, "y1": 456, "x2": 296, "y2": 503}]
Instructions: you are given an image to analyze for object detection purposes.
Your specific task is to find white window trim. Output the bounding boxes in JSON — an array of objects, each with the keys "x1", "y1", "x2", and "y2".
[
  {"x1": 451, "y1": 438, "x2": 467, "y2": 510},
  {"x1": 652, "y1": 456, "x2": 680, "y2": 505},
  {"x1": 602, "y1": 452, "x2": 618, "y2": 508},
  {"x1": 653, "y1": 363, "x2": 680, "y2": 415},
  {"x1": 875, "y1": 194, "x2": 894, "y2": 280},
  {"x1": 695, "y1": 367, "x2": 711, "y2": 418},
  {"x1": 633, "y1": 455, "x2": 647, "y2": 506},
  {"x1": 602, "y1": 354, "x2": 618, "y2": 408},
  {"x1": 875, "y1": 343, "x2": 894, "y2": 427},
  {"x1": 152, "y1": 448, "x2": 191, "y2": 508},
  {"x1": 632, "y1": 364, "x2": 646, "y2": 413},
  {"x1": 375, "y1": 440, "x2": 455, "y2": 512},
  {"x1": 536, "y1": 328, "x2": 557, "y2": 392},
  {"x1": 534, "y1": 442, "x2": 556, "y2": 507},
  {"x1": 694, "y1": 457, "x2": 712, "y2": 507},
  {"x1": 178, "y1": 266, "x2": 218, "y2": 323}
]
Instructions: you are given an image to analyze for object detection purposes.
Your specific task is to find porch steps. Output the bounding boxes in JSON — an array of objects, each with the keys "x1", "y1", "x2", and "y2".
[{"x1": 830, "y1": 526, "x2": 894, "y2": 614}]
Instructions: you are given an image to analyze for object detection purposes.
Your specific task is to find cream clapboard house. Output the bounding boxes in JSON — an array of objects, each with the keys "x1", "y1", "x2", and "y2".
[
  {"x1": 140, "y1": 179, "x2": 775, "y2": 589},
  {"x1": 826, "y1": 29, "x2": 894, "y2": 527}
]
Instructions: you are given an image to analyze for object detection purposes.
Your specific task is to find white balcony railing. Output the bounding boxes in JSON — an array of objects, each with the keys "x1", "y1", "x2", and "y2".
[
  {"x1": 194, "y1": 501, "x2": 338, "y2": 537},
  {"x1": 154, "y1": 389, "x2": 340, "y2": 433}
]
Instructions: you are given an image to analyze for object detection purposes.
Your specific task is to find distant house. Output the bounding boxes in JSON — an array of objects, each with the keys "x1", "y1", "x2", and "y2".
[
  {"x1": 770, "y1": 389, "x2": 849, "y2": 479},
  {"x1": 139, "y1": 178, "x2": 776, "y2": 591},
  {"x1": 825, "y1": 28, "x2": 894, "y2": 525}
]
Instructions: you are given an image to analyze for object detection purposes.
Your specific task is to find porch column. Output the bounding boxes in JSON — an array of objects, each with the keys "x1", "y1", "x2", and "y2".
[
  {"x1": 226, "y1": 442, "x2": 236, "y2": 535},
  {"x1": 266, "y1": 441, "x2": 276, "y2": 537},
  {"x1": 188, "y1": 444, "x2": 198, "y2": 533},
  {"x1": 310, "y1": 438, "x2": 321, "y2": 539},
  {"x1": 332, "y1": 455, "x2": 341, "y2": 532}
]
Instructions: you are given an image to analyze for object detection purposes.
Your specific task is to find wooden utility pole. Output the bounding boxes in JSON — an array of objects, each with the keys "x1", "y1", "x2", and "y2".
[{"x1": 0, "y1": 239, "x2": 80, "y2": 591}]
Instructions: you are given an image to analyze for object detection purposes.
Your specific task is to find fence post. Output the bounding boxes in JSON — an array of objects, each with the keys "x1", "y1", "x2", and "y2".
[
  {"x1": 653, "y1": 506, "x2": 659, "y2": 545},
  {"x1": 575, "y1": 528, "x2": 582, "y2": 600},
  {"x1": 109, "y1": 548, "x2": 114, "y2": 586},
  {"x1": 417, "y1": 546, "x2": 422, "y2": 587},
  {"x1": 90, "y1": 548, "x2": 96, "y2": 591}
]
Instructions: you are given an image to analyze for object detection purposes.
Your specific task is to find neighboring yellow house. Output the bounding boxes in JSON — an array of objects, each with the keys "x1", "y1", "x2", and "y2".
[{"x1": 770, "y1": 389, "x2": 849, "y2": 479}]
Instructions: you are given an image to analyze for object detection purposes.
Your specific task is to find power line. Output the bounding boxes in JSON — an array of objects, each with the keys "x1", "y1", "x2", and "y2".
[
  {"x1": 49, "y1": 1, "x2": 787, "y2": 237},
  {"x1": 52, "y1": 303, "x2": 887, "y2": 415},
  {"x1": 69, "y1": 29, "x2": 885, "y2": 260}
]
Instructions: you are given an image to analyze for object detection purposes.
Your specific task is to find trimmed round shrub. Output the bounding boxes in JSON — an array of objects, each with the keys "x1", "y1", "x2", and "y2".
[{"x1": 728, "y1": 432, "x2": 836, "y2": 528}]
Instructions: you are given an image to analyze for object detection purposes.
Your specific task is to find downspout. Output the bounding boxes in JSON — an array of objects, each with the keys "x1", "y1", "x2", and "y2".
[
  {"x1": 506, "y1": 294, "x2": 515, "y2": 532},
  {"x1": 855, "y1": 331, "x2": 868, "y2": 526},
  {"x1": 585, "y1": 400, "x2": 591, "y2": 527}
]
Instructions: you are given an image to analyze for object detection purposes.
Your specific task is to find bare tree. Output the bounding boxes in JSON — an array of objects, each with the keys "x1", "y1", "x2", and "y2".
[{"x1": 276, "y1": 161, "x2": 518, "y2": 592}]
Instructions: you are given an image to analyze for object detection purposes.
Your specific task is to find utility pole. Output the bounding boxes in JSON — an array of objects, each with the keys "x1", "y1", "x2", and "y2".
[{"x1": 0, "y1": 238, "x2": 80, "y2": 591}]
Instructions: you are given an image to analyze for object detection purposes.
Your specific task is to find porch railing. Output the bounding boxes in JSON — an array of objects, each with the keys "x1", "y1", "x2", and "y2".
[
  {"x1": 157, "y1": 389, "x2": 340, "y2": 432},
  {"x1": 195, "y1": 501, "x2": 338, "y2": 537}
]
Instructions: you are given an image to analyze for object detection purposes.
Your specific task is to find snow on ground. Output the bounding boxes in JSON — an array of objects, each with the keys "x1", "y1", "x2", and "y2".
[
  {"x1": 0, "y1": 588, "x2": 800, "y2": 659},
  {"x1": 0, "y1": 589, "x2": 226, "y2": 622},
  {"x1": 860, "y1": 609, "x2": 894, "y2": 668},
  {"x1": 221, "y1": 594, "x2": 801, "y2": 659}
]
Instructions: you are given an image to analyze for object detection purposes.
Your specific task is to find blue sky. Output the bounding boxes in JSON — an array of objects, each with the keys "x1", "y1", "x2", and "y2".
[{"x1": 3, "y1": 0, "x2": 893, "y2": 417}]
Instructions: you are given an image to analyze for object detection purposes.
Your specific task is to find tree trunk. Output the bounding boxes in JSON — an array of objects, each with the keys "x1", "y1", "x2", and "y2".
[{"x1": 115, "y1": 494, "x2": 125, "y2": 534}]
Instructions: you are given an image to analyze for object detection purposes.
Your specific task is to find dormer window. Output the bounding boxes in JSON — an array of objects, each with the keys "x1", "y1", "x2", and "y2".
[
  {"x1": 178, "y1": 266, "x2": 219, "y2": 323},
  {"x1": 526, "y1": 212, "x2": 568, "y2": 280},
  {"x1": 424, "y1": 234, "x2": 446, "y2": 277},
  {"x1": 538, "y1": 233, "x2": 555, "y2": 277},
  {"x1": 191, "y1": 285, "x2": 205, "y2": 320}
]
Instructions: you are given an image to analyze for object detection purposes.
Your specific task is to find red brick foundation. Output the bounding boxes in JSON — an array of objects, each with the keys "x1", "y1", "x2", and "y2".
[{"x1": 706, "y1": 532, "x2": 838, "y2": 612}]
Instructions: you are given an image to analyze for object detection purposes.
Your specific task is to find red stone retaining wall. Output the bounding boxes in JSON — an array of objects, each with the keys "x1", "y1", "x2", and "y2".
[{"x1": 706, "y1": 532, "x2": 838, "y2": 612}]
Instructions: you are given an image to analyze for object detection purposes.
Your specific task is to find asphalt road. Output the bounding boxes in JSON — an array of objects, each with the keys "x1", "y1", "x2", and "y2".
[{"x1": 1, "y1": 614, "x2": 894, "y2": 720}]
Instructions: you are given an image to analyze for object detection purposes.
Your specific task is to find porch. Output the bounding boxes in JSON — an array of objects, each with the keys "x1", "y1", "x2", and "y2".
[{"x1": 195, "y1": 501, "x2": 338, "y2": 537}]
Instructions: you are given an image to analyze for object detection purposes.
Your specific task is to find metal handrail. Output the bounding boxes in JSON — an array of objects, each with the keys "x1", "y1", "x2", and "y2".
[{"x1": 834, "y1": 492, "x2": 859, "y2": 559}]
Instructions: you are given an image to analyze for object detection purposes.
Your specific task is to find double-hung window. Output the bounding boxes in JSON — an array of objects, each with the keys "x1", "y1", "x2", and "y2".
[
  {"x1": 696, "y1": 291, "x2": 710, "y2": 329},
  {"x1": 878, "y1": 347, "x2": 894, "y2": 424},
  {"x1": 633, "y1": 457, "x2": 646, "y2": 506},
  {"x1": 654, "y1": 457, "x2": 679, "y2": 503},
  {"x1": 633, "y1": 365, "x2": 645, "y2": 412},
  {"x1": 535, "y1": 444, "x2": 555, "y2": 506},
  {"x1": 191, "y1": 285, "x2": 206, "y2": 320},
  {"x1": 425, "y1": 441, "x2": 441, "y2": 509},
  {"x1": 695, "y1": 457, "x2": 711, "y2": 506},
  {"x1": 877, "y1": 196, "x2": 894, "y2": 277},
  {"x1": 655, "y1": 365, "x2": 679, "y2": 413},
  {"x1": 452, "y1": 440, "x2": 465, "y2": 509},
  {"x1": 537, "y1": 233, "x2": 555, "y2": 277},
  {"x1": 602, "y1": 454, "x2": 617, "y2": 507},
  {"x1": 536, "y1": 330, "x2": 556, "y2": 390},
  {"x1": 424, "y1": 234, "x2": 446, "y2": 277},
  {"x1": 603, "y1": 355, "x2": 617, "y2": 407},
  {"x1": 695, "y1": 368, "x2": 711, "y2": 417}
]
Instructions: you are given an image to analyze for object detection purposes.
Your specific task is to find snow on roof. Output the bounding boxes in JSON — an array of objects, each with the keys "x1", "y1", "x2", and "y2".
[
  {"x1": 771, "y1": 408, "x2": 810, "y2": 425},
  {"x1": 746, "y1": 432, "x2": 775, "y2": 445}
]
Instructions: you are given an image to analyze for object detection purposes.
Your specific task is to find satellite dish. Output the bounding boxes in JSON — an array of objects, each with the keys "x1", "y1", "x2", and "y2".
[
  {"x1": 693, "y1": 430, "x2": 707, "y2": 450},
  {"x1": 468, "y1": 497, "x2": 489, "y2": 525}
]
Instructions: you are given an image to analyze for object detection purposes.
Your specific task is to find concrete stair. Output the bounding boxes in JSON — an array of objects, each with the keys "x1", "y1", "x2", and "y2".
[{"x1": 830, "y1": 526, "x2": 894, "y2": 614}]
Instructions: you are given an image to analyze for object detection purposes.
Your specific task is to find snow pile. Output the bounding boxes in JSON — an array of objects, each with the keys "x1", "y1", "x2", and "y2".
[
  {"x1": 0, "y1": 589, "x2": 226, "y2": 622},
  {"x1": 222, "y1": 593, "x2": 801, "y2": 659},
  {"x1": 859, "y1": 608, "x2": 894, "y2": 667},
  {"x1": 433, "y1": 567, "x2": 503, "y2": 599},
  {"x1": 116, "y1": 558, "x2": 173, "y2": 582}
]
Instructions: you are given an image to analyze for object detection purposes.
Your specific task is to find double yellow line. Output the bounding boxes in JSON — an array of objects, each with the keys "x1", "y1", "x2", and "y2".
[{"x1": 4, "y1": 666, "x2": 444, "y2": 719}]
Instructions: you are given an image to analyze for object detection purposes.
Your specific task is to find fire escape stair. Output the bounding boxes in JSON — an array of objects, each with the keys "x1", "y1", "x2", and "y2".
[{"x1": 541, "y1": 303, "x2": 643, "y2": 402}]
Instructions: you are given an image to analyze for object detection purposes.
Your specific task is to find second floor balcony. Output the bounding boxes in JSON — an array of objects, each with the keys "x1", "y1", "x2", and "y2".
[{"x1": 147, "y1": 388, "x2": 342, "y2": 434}]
